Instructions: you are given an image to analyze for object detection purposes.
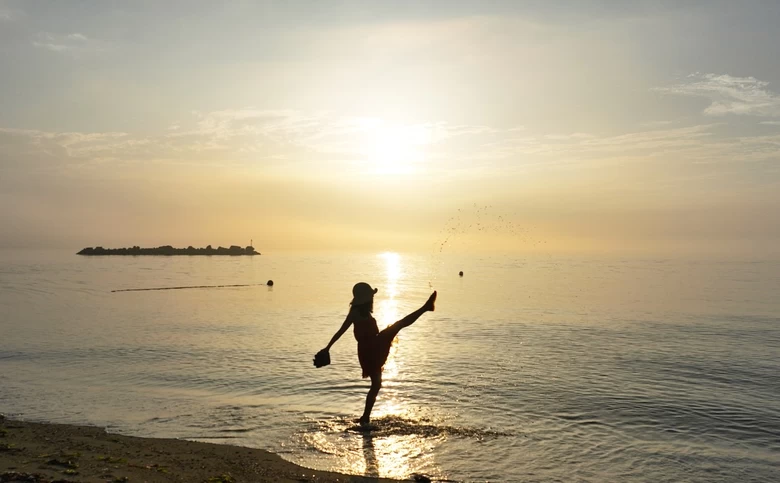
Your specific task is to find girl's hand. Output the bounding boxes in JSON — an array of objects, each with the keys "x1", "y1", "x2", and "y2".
[
  {"x1": 423, "y1": 291, "x2": 437, "y2": 312},
  {"x1": 313, "y1": 348, "x2": 331, "y2": 368}
]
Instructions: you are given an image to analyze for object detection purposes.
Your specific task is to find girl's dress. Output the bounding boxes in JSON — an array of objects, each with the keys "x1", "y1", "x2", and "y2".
[{"x1": 353, "y1": 313, "x2": 401, "y2": 378}]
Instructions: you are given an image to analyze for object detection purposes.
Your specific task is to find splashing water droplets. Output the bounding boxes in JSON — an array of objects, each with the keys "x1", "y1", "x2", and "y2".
[{"x1": 426, "y1": 204, "x2": 546, "y2": 284}]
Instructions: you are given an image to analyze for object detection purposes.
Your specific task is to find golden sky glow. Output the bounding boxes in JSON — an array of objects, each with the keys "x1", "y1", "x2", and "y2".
[{"x1": 1, "y1": 1, "x2": 779, "y2": 256}]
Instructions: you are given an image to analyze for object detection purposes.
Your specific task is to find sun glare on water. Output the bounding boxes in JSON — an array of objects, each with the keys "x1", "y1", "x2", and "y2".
[{"x1": 377, "y1": 251, "x2": 402, "y2": 379}]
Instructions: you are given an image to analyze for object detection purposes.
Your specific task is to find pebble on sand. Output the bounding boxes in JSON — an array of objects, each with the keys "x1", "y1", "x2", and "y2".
[
  {"x1": 459, "y1": 271, "x2": 464, "y2": 277},
  {"x1": 267, "y1": 280, "x2": 274, "y2": 286}
]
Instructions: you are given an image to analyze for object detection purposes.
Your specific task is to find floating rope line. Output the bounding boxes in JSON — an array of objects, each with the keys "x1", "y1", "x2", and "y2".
[{"x1": 112, "y1": 283, "x2": 266, "y2": 293}]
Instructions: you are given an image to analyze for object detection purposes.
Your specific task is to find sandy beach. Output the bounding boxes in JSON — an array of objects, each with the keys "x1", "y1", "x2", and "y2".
[{"x1": 0, "y1": 415, "x2": 399, "y2": 483}]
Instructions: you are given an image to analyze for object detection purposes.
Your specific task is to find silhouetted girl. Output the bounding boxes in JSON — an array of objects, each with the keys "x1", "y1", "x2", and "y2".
[{"x1": 315, "y1": 283, "x2": 436, "y2": 425}]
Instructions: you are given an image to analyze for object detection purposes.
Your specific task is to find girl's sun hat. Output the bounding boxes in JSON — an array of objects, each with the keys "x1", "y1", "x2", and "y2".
[{"x1": 351, "y1": 282, "x2": 378, "y2": 305}]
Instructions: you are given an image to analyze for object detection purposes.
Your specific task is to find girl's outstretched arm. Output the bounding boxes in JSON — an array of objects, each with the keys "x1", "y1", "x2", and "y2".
[{"x1": 325, "y1": 309, "x2": 355, "y2": 350}]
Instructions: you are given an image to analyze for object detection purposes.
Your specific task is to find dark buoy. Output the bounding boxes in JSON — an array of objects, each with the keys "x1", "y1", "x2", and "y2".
[
  {"x1": 266, "y1": 280, "x2": 274, "y2": 286},
  {"x1": 459, "y1": 271, "x2": 464, "y2": 277}
]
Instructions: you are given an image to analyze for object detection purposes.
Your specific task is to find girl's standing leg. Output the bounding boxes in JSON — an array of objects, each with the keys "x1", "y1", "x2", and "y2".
[{"x1": 360, "y1": 371, "x2": 382, "y2": 425}]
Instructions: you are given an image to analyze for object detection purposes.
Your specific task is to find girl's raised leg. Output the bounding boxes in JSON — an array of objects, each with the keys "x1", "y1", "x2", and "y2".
[{"x1": 382, "y1": 291, "x2": 437, "y2": 340}]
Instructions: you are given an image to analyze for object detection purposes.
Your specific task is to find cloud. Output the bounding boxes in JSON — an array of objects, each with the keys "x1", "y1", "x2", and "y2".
[
  {"x1": 3, "y1": 110, "x2": 780, "y2": 183},
  {"x1": 0, "y1": 1, "x2": 20, "y2": 22},
  {"x1": 0, "y1": 128, "x2": 132, "y2": 170},
  {"x1": 454, "y1": 124, "x2": 715, "y2": 163},
  {"x1": 32, "y1": 32, "x2": 105, "y2": 55},
  {"x1": 164, "y1": 109, "x2": 503, "y2": 162},
  {"x1": 656, "y1": 73, "x2": 780, "y2": 117},
  {"x1": 1, "y1": 111, "x2": 429, "y2": 172},
  {"x1": 0, "y1": 110, "x2": 526, "y2": 182},
  {"x1": 439, "y1": 120, "x2": 780, "y2": 178},
  {"x1": 32, "y1": 41, "x2": 69, "y2": 52}
]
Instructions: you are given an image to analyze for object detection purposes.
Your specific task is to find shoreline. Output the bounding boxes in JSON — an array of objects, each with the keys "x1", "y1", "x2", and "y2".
[{"x1": 0, "y1": 415, "x2": 400, "y2": 483}]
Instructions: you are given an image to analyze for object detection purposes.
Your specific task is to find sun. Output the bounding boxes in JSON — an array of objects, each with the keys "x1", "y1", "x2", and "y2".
[{"x1": 360, "y1": 122, "x2": 431, "y2": 175}]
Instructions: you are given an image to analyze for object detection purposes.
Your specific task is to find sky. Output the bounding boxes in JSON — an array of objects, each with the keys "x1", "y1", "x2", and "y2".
[{"x1": 1, "y1": 0, "x2": 779, "y2": 256}]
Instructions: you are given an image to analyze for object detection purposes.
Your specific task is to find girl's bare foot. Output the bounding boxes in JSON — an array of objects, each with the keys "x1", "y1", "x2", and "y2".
[{"x1": 424, "y1": 291, "x2": 437, "y2": 312}]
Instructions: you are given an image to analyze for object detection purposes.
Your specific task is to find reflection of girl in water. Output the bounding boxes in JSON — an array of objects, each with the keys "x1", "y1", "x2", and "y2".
[{"x1": 315, "y1": 283, "x2": 437, "y2": 425}]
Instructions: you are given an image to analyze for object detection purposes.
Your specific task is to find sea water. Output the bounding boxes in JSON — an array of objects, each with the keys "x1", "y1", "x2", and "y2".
[{"x1": 1, "y1": 249, "x2": 778, "y2": 482}]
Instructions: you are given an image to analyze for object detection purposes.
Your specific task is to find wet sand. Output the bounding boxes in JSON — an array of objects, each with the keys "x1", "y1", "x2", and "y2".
[{"x1": 0, "y1": 415, "x2": 399, "y2": 483}]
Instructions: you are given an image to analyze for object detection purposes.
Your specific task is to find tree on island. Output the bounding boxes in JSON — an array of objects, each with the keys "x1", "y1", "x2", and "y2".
[{"x1": 77, "y1": 245, "x2": 260, "y2": 256}]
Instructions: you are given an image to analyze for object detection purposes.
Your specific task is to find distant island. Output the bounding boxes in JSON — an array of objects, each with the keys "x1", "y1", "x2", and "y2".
[{"x1": 77, "y1": 245, "x2": 260, "y2": 256}]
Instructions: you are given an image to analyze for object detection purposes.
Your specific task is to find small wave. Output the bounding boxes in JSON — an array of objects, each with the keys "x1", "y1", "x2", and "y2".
[{"x1": 317, "y1": 415, "x2": 513, "y2": 439}]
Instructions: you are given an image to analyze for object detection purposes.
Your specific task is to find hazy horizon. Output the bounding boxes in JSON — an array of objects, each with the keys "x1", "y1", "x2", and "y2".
[{"x1": 2, "y1": 1, "x2": 779, "y2": 257}]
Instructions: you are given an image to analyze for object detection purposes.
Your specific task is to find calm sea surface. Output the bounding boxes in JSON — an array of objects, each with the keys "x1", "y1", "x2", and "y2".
[{"x1": 1, "y1": 250, "x2": 778, "y2": 482}]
